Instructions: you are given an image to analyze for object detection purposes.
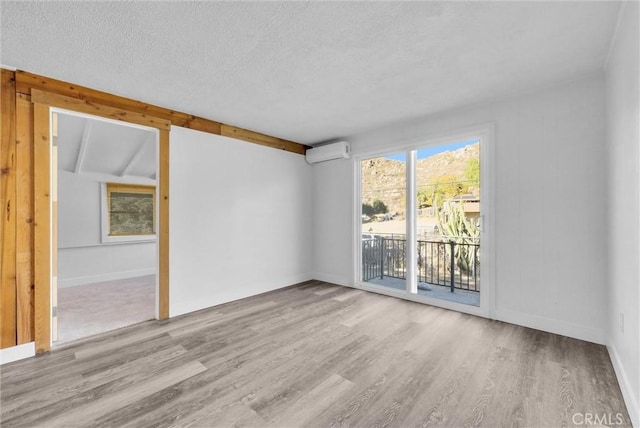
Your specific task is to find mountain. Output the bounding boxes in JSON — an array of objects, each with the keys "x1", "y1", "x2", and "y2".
[{"x1": 361, "y1": 143, "x2": 480, "y2": 215}]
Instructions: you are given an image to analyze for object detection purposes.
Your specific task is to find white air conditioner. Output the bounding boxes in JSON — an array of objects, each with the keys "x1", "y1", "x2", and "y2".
[{"x1": 305, "y1": 141, "x2": 350, "y2": 164}]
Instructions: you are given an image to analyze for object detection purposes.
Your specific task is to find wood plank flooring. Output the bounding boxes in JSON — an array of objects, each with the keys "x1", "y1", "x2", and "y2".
[{"x1": 0, "y1": 281, "x2": 631, "y2": 427}]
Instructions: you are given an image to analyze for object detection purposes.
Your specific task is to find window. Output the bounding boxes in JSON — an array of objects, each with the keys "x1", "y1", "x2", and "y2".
[
  {"x1": 102, "y1": 183, "x2": 156, "y2": 242},
  {"x1": 357, "y1": 136, "x2": 488, "y2": 311}
]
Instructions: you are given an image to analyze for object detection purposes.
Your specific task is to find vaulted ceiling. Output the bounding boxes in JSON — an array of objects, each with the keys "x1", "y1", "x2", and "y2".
[
  {"x1": 1, "y1": 1, "x2": 621, "y2": 146},
  {"x1": 56, "y1": 113, "x2": 156, "y2": 180}
]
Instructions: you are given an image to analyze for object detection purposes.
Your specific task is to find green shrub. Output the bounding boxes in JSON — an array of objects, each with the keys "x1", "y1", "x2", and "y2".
[
  {"x1": 372, "y1": 199, "x2": 388, "y2": 214},
  {"x1": 362, "y1": 203, "x2": 375, "y2": 216}
]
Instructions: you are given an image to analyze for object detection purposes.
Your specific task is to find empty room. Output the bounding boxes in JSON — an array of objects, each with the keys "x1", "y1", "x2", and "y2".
[{"x1": 0, "y1": 1, "x2": 638, "y2": 427}]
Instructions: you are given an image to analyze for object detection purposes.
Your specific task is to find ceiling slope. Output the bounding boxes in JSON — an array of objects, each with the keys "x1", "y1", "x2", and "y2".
[{"x1": 57, "y1": 113, "x2": 157, "y2": 180}]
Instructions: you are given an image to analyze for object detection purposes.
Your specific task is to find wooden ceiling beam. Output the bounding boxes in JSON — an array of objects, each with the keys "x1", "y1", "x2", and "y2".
[{"x1": 13, "y1": 70, "x2": 309, "y2": 155}]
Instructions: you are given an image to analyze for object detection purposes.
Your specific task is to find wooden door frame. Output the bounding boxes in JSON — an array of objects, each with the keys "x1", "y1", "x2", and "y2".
[{"x1": 32, "y1": 90, "x2": 170, "y2": 353}]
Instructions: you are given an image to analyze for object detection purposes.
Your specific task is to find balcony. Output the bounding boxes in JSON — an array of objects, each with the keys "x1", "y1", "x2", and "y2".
[{"x1": 362, "y1": 235, "x2": 480, "y2": 306}]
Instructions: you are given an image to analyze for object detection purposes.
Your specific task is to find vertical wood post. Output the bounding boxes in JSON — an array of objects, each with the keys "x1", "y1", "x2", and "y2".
[
  {"x1": 158, "y1": 129, "x2": 170, "y2": 320},
  {"x1": 0, "y1": 69, "x2": 17, "y2": 348},
  {"x1": 16, "y1": 94, "x2": 34, "y2": 344},
  {"x1": 33, "y1": 102, "x2": 51, "y2": 353}
]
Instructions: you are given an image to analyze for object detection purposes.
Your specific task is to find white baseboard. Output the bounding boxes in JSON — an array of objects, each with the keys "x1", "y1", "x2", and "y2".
[
  {"x1": 608, "y1": 345, "x2": 640, "y2": 427},
  {"x1": 495, "y1": 307, "x2": 605, "y2": 345},
  {"x1": 312, "y1": 274, "x2": 605, "y2": 344},
  {"x1": 58, "y1": 268, "x2": 156, "y2": 288},
  {"x1": 0, "y1": 342, "x2": 35, "y2": 365}
]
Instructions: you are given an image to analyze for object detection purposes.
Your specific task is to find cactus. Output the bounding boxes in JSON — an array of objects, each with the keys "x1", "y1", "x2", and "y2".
[{"x1": 435, "y1": 200, "x2": 479, "y2": 274}]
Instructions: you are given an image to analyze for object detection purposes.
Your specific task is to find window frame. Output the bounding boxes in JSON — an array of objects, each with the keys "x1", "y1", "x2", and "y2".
[
  {"x1": 101, "y1": 182, "x2": 157, "y2": 243},
  {"x1": 352, "y1": 123, "x2": 495, "y2": 319}
]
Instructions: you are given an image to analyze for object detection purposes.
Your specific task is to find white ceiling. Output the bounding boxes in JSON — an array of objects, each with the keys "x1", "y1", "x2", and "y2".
[
  {"x1": 57, "y1": 113, "x2": 156, "y2": 180},
  {"x1": 1, "y1": 1, "x2": 621, "y2": 146}
]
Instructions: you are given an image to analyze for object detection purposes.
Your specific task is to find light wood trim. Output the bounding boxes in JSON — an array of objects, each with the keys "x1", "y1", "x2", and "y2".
[
  {"x1": 0, "y1": 69, "x2": 17, "y2": 347},
  {"x1": 15, "y1": 94, "x2": 34, "y2": 344},
  {"x1": 31, "y1": 89, "x2": 171, "y2": 131},
  {"x1": 158, "y1": 129, "x2": 169, "y2": 320},
  {"x1": 30, "y1": 89, "x2": 171, "y2": 349},
  {"x1": 33, "y1": 102, "x2": 51, "y2": 354},
  {"x1": 51, "y1": 112, "x2": 58, "y2": 138},
  {"x1": 220, "y1": 124, "x2": 307, "y2": 154},
  {"x1": 106, "y1": 183, "x2": 156, "y2": 194},
  {"x1": 15, "y1": 70, "x2": 309, "y2": 154},
  {"x1": 16, "y1": 70, "x2": 183, "y2": 123},
  {"x1": 51, "y1": 144, "x2": 58, "y2": 343},
  {"x1": 4, "y1": 68, "x2": 178, "y2": 351}
]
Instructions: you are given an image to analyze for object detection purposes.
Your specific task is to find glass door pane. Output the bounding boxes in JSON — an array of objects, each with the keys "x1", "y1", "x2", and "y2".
[
  {"x1": 414, "y1": 140, "x2": 481, "y2": 306},
  {"x1": 360, "y1": 153, "x2": 406, "y2": 292}
]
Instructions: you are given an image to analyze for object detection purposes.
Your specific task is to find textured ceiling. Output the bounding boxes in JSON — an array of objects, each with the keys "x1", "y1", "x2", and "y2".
[{"x1": 1, "y1": 1, "x2": 621, "y2": 145}]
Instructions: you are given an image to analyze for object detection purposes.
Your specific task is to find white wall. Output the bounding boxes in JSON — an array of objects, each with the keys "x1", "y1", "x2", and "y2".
[
  {"x1": 312, "y1": 158, "x2": 353, "y2": 286},
  {"x1": 58, "y1": 170, "x2": 156, "y2": 287},
  {"x1": 313, "y1": 74, "x2": 608, "y2": 344},
  {"x1": 605, "y1": 1, "x2": 640, "y2": 425},
  {"x1": 169, "y1": 127, "x2": 313, "y2": 317}
]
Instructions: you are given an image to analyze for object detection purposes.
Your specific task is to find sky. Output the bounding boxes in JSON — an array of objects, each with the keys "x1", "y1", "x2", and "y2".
[{"x1": 385, "y1": 138, "x2": 479, "y2": 161}]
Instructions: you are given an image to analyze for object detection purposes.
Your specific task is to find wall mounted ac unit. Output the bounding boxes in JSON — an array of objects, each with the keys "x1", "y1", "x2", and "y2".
[{"x1": 305, "y1": 141, "x2": 350, "y2": 164}]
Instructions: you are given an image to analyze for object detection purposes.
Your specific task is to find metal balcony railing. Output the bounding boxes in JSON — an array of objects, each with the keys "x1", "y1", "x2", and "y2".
[{"x1": 362, "y1": 237, "x2": 480, "y2": 292}]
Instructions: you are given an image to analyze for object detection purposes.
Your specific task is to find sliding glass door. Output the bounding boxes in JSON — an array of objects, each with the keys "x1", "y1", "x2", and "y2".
[
  {"x1": 359, "y1": 139, "x2": 482, "y2": 308},
  {"x1": 360, "y1": 153, "x2": 407, "y2": 292}
]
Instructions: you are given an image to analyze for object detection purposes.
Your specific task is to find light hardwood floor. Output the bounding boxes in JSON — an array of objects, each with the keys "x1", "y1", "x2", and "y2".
[{"x1": 0, "y1": 281, "x2": 631, "y2": 427}]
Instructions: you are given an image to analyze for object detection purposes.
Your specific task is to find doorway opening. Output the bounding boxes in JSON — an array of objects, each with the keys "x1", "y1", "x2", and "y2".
[{"x1": 51, "y1": 110, "x2": 159, "y2": 345}]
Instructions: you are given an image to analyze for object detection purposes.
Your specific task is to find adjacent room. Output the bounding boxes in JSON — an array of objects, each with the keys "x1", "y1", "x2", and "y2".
[
  {"x1": 0, "y1": 1, "x2": 638, "y2": 427},
  {"x1": 54, "y1": 112, "x2": 158, "y2": 344}
]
